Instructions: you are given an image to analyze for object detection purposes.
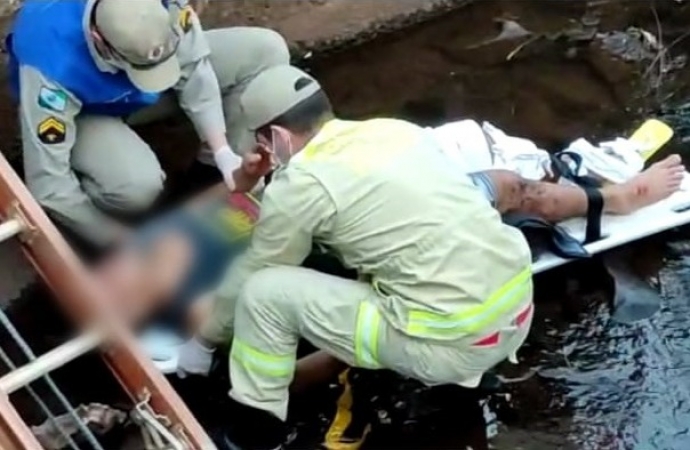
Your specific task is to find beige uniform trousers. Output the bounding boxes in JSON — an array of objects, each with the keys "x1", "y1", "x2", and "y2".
[
  {"x1": 229, "y1": 266, "x2": 533, "y2": 421},
  {"x1": 71, "y1": 27, "x2": 289, "y2": 211}
]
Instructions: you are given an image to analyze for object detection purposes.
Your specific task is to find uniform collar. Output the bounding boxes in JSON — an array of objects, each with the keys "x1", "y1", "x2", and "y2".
[
  {"x1": 295, "y1": 119, "x2": 354, "y2": 162},
  {"x1": 83, "y1": 0, "x2": 119, "y2": 74}
]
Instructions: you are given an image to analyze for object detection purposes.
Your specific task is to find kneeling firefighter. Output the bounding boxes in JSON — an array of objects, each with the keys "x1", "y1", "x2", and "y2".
[{"x1": 179, "y1": 65, "x2": 535, "y2": 449}]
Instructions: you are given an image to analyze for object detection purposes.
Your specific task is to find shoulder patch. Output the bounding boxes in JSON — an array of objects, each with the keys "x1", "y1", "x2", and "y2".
[
  {"x1": 37, "y1": 116, "x2": 66, "y2": 145},
  {"x1": 178, "y1": 5, "x2": 194, "y2": 33},
  {"x1": 38, "y1": 86, "x2": 68, "y2": 113}
]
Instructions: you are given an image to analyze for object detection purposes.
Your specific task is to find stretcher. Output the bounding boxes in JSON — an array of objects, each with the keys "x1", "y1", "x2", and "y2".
[
  {"x1": 532, "y1": 188, "x2": 690, "y2": 274},
  {"x1": 0, "y1": 153, "x2": 215, "y2": 449},
  {"x1": 532, "y1": 119, "x2": 690, "y2": 274}
]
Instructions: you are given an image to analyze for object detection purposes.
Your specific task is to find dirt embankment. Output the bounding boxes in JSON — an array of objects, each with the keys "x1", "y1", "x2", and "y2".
[
  {"x1": 307, "y1": 0, "x2": 690, "y2": 148},
  {"x1": 1, "y1": 0, "x2": 690, "y2": 162}
]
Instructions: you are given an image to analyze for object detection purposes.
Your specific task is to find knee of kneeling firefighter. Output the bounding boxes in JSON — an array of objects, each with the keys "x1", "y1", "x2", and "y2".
[{"x1": 237, "y1": 267, "x2": 302, "y2": 325}]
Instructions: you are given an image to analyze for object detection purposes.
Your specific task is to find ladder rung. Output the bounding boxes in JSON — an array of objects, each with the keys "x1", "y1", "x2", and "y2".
[
  {"x1": 0, "y1": 219, "x2": 22, "y2": 243},
  {"x1": 0, "y1": 330, "x2": 103, "y2": 394}
]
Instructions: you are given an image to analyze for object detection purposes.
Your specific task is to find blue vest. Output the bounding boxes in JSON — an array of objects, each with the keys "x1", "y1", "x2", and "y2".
[{"x1": 7, "y1": 0, "x2": 162, "y2": 116}]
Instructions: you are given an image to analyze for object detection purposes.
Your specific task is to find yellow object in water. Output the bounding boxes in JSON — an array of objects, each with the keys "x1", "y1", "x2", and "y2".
[{"x1": 629, "y1": 119, "x2": 675, "y2": 162}]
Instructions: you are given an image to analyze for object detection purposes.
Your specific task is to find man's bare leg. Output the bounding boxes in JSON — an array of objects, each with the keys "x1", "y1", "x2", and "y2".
[
  {"x1": 93, "y1": 232, "x2": 194, "y2": 325},
  {"x1": 291, "y1": 352, "x2": 348, "y2": 393},
  {"x1": 481, "y1": 154, "x2": 685, "y2": 221}
]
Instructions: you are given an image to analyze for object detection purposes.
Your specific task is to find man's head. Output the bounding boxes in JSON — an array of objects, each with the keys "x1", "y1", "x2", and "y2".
[
  {"x1": 240, "y1": 65, "x2": 334, "y2": 164},
  {"x1": 92, "y1": 0, "x2": 181, "y2": 93}
]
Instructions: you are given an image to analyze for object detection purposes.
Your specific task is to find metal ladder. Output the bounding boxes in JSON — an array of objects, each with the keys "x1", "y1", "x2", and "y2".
[{"x1": 0, "y1": 151, "x2": 216, "y2": 449}]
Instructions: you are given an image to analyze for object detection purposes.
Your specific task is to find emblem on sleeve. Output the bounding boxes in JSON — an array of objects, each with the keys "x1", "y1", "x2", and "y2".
[
  {"x1": 37, "y1": 117, "x2": 66, "y2": 145},
  {"x1": 38, "y1": 86, "x2": 68, "y2": 113}
]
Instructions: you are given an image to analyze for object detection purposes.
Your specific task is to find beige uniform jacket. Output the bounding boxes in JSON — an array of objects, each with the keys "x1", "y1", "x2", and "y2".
[{"x1": 203, "y1": 119, "x2": 532, "y2": 344}]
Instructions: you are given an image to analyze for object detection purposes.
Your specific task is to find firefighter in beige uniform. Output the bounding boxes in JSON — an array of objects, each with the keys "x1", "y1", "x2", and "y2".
[
  {"x1": 8, "y1": 0, "x2": 288, "y2": 245},
  {"x1": 177, "y1": 65, "x2": 535, "y2": 449}
]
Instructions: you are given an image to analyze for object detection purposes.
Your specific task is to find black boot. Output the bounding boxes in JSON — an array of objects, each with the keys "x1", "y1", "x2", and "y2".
[
  {"x1": 476, "y1": 372, "x2": 504, "y2": 395},
  {"x1": 222, "y1": 400, "x2": 287, "y2": 450}
]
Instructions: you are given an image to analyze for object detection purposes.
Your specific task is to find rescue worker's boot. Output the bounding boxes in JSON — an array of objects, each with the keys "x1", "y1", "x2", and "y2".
[
  {"x1": 476, "y1": 372, "x2": 504, "y2": 395},
  {"x1": 223, "y1": 399, "x2": 287, "y2": 450}
]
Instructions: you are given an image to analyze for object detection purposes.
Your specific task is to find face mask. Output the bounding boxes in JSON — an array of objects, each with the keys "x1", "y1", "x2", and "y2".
[{"x1": 271, "y1": 126, "x2": 294, "y2": 167}]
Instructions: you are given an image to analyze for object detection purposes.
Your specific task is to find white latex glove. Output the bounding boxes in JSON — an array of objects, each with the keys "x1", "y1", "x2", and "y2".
[
  {"x1": 176, "y1": 337, "x2": 215, "y2": 378},
  {"x1": 214, "y1": 145, "x2": 243, "y2": 191}
]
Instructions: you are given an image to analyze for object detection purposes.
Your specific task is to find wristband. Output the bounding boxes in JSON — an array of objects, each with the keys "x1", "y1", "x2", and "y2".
[{"x1": 213, "y1": 145, "x2": 242, "y2": 175}]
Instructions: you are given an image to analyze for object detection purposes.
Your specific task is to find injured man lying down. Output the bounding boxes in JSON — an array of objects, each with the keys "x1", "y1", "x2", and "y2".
[{"x1": 92, "y1": 119, "x2": 686, "y2": 379}]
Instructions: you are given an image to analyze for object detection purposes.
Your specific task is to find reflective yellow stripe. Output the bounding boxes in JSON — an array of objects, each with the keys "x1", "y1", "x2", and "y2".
[
  {"x1": 230, "y1": 339, "x2": 295, "y2": 378},
  {"x1": 406, "y1": 267, "x2": 532, "y2": 338},
  {"x1": 353, "y1": 302, "x2": 382, "y2": 369}
]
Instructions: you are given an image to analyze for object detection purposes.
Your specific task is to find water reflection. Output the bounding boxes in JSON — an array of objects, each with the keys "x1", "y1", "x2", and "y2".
[{"x1": 493, "y1": 238, "x2": 690, "y2": 450}]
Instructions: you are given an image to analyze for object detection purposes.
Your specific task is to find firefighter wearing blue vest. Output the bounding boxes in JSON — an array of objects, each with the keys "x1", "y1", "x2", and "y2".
[
  {"x1": 176, "y1": 65, "x2": 535, "y2": 449},
  {"x1": 7, "y1": 0, "x2": 287, "y2": 246}
]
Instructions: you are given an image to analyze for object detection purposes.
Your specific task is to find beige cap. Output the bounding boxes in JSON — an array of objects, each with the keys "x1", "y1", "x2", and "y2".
[
  {"x1": 240, "y1": 65, "x2": 322, "y2": 131},
  {"x1": 95, "y1": 0, "x2": 181, "y2": 93}
]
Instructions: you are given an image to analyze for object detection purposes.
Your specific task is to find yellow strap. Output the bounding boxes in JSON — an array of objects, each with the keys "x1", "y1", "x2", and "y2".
[
  {"x1": 323, "y1": 370, "x2": 371, "y2": 450},
  {"x1": 407, "y1": 267, "x2": 532, "y2": 338},
  {"x1": 230, "y1": 339, "x2": 295, "y2": 378},
  {"x1": 353, "y1": 302, "x2": 382, "y2": 369}
]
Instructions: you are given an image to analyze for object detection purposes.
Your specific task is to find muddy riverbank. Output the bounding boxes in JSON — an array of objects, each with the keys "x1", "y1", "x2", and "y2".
[{"x1": 308, "y1": 0, "x2": 690, "y2": 145}]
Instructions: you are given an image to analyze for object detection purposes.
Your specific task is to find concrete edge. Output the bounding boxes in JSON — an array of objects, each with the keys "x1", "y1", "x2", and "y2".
[{"x1": 283, "y1": 0, "x2": 475, "y2": 58}]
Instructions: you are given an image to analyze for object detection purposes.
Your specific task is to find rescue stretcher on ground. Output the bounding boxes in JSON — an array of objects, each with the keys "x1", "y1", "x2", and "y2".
[{"x1": 532, "y1": 119, "x2": 690, "y2": 273}]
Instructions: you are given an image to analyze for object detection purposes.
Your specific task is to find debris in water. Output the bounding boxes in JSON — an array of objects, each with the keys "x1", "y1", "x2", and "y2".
[
  {"x1": 597, "y1": 27, "x2": 660, "y2": 62},
  {"x1": 495, "y1": 367, "x2": 540, "y2": 384},
  {"x1": 466, "y1": 18, "x2": 532, "y2": 49}
]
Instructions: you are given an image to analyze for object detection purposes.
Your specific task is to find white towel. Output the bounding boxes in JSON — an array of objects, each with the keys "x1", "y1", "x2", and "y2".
[
  {"x1": 562, "y1": 137, "x2": 644, "y2": 184},
  {"x1": 426, "y1": 120, "x2": 492, "y2": 174},
  {"x1": 481, "y1": 122, "x2": 553, "y2": 180},
  {"x1": 427, "y1": 120, "x2": 552, "y2": 180}
]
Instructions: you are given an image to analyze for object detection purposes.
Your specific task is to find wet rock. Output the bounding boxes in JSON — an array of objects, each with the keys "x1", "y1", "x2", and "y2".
[{"x1": 598, "y1": 28, "x2": 658, "y2": 62}]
